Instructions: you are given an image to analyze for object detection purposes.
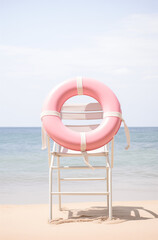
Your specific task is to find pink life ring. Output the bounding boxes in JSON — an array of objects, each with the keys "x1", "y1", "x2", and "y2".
[{"x1": 41, "y1": 77, "x2": 122, "y2": 151}]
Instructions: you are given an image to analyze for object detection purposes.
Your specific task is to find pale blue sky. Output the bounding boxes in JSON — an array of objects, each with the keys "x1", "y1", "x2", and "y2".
[{"x1": 0, "y1": 0, "x2": 158, "y2": 126}]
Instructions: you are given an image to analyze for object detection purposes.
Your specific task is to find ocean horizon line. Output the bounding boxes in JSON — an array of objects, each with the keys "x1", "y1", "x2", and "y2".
[{"x1": 0, "y1": 126, "x2": 158, "y2": 128}]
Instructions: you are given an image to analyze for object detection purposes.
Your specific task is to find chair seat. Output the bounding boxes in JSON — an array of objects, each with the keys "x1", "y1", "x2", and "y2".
[{"x1": 52, "y1": 145, "x2": 108, "y2": 157}]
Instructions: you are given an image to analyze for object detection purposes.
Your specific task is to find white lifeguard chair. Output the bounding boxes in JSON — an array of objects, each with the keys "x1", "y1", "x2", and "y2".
[{"x1": 47, "y1": 102, "x2": 114, "y2": 221}]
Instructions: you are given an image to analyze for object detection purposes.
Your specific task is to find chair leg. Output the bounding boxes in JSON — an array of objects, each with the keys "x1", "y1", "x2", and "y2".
[
  {"x1": 106, "y1": 167, "x2": 109, "y2": 211},
  {"x1": 108, "y1": 167, "x2": 112, "y2": 220},
  {"x1": 49, "y1": 155, "x2": 55, "y2": 221},
  {"x1": 57, "y1": 156, "x2": 61, "y2": 210}
]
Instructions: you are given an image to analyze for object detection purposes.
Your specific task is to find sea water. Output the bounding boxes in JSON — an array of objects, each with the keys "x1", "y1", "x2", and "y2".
[{"x1": 0, "y1": 127, "x2": 158, "y2": 204}]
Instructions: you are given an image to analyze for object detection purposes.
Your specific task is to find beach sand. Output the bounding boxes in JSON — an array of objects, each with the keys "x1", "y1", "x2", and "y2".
[{"x1": 1, "y1": 201, "x2": 158, "y2": 240}]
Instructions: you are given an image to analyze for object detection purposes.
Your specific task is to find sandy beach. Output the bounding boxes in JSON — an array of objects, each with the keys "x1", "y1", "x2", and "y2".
[{"x1": 1, "y1": 200, "x2": 158, "y2": 240}]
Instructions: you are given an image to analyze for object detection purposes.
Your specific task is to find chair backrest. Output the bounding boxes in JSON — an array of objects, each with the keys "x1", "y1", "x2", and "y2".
[{"x1": 61, "y1": 102, "x2": 103, "y2": 132}]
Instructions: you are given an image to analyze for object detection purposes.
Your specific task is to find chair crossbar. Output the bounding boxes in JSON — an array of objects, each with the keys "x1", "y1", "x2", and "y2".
[
  {"x1": 61, "y1": 111, "x2": 103, "y2": 120},
  {"x1": 60, "y1": 177, "x2": 106, "y2": 181},
  {"x1": 61, "y1": 102, "x2": 102, "y2": 112},
  {"x1": 51, "y1": 153, "x2": 108, "y2": 157},
  {"x1": 51, "y1": 192, "x2": 109, "y2": 196},
  {"x1": 51, "y1": 166, "x2": 107, "y2": 169}
]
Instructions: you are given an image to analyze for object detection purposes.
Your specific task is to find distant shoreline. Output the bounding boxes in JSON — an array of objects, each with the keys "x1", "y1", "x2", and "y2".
[{"x1": 0, "y1": 126, "x2": 158, "y2": 128}]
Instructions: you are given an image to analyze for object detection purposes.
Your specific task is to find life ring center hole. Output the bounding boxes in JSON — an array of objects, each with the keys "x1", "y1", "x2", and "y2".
[{"x1": 61, "y1": 95, "x2": 103, "y2": 132}]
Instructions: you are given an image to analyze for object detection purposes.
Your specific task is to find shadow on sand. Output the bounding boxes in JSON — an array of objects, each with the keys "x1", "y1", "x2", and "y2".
[{"x1": 51, "y1": 205, "x2": 158, "y2": 224}]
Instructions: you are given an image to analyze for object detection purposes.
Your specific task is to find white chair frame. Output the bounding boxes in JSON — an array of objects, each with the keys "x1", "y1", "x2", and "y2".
[{"x1": 47, "y1": 103, "x2": 114, "y2": 221}]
